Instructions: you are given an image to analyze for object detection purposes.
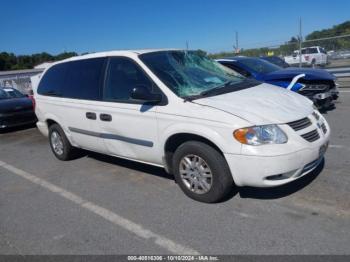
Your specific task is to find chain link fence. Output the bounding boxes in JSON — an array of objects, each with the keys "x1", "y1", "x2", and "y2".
[{"x1": 210, "y1": 34, "x2": 350, "y2": 87}]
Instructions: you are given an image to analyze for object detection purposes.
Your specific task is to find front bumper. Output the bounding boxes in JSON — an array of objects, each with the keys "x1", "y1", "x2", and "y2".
[
  {"x1": 225, "y1": 144, "x2": 327, "y2": 187},
  {"x1": 36, "y1": 121, "x2": 49, "y2": 137},
  {"x1": 330, "y1": 86, "x2": 339, "y2": 100},
  {"x1": 224, "y1": 113, "x2": 330, "y2": 187},
  {"x1": 313, "y1": 87, "x2": 339, "y2": 100},
  {"x1": 300, "y1": 87, "x2": 339, "y2": 107},
  {"x1": 313, "y1": 91, "x2": 333, "y2": 100}
]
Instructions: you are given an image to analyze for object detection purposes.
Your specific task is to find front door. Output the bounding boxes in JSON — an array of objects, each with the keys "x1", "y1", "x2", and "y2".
[{"x1": 96, "y1": 57, "x2": 162, "y2": 165}]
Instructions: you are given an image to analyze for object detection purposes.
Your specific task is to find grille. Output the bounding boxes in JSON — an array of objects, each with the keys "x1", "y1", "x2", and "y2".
[
  {"x1": 321, "y1": 123, "x2": 327, "y2": 134},
  {"x1": 287, "y1": 117, "x2": 312, "y2": 131},
  {"x1": 301, "y1": 129, "x2": 320, "y2": 142},
  {"x1": 312, "y1": 111, "x2": 320, "y2": 121}
]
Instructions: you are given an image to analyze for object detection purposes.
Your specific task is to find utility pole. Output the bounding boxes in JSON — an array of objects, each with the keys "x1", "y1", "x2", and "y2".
[
  {"x1": 186, "y1": 40, "x2": 189, "y2": 50},
  {"x1": 299, "y1": 18, "x2": 302, "y2": 68},
  {"x1": 236, "y1": 31, "x2": 239, "y2": 53},
  {"x1": 234, "y1": 31, "x2": 239, "y2": 53}
]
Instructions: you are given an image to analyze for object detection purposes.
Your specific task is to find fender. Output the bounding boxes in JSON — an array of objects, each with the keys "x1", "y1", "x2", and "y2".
[{"x1": 160, "y1": 122, "x2": 242, "y2": 156}]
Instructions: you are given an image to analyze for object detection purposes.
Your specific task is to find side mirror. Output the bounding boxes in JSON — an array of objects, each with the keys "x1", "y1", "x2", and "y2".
[{"x1": 130, "y1": 85, "x2": 162, "y2": 103}]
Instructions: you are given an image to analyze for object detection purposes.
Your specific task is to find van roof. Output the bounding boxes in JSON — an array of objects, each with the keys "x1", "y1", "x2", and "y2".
[
  {"x1": 301, "y1": 46, "x2": 320, "y2": 49},
  {"x1": 60, "y1": 49, "x2": 181, "y2": 63}
]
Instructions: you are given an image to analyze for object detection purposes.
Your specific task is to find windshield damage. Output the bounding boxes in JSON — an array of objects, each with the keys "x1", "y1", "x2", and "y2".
[{"x1": 140, "y1": 51, "x2": 258, "y2": 100}]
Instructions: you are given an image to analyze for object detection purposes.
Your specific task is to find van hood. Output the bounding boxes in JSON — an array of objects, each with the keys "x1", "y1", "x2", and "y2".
[{"x1": 193, "y1": 83, "x2": 313, "y2": 125}]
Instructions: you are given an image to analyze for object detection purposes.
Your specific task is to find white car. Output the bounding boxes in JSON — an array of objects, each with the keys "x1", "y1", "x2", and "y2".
[
  {"x1": 285, "y1": 46, "x2": 328, "y2": 67},
  {"x1": 33, "y1": 49, "x2": 330, "y2": 203}
]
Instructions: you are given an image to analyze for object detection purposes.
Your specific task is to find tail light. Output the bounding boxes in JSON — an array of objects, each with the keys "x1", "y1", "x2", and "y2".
[
  {"x1": 29, "y1": 95, "x2": 36, "y2": 111},
  {"x1": 304, "y1": 55, "x2": 309, "y2": 61}
]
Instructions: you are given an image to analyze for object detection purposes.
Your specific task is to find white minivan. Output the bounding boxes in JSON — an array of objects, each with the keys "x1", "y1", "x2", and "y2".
[{"x1": 34, "y1": 49, "x2": 330, "y2": 203}]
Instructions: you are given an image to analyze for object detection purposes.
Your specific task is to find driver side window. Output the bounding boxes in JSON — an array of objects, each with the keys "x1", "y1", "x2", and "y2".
[{"x1": 104, "y1": 57, "x2": 154, "y2": 102}]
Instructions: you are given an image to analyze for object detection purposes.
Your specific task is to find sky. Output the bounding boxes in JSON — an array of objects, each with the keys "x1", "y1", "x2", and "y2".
[{"x1": 1, "y1": 0, "x2": 349, "y2": 55}]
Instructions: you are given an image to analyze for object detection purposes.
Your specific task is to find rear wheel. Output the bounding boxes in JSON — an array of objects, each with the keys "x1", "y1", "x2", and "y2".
[
  {"x1": 49, "y1": 124, "x2": 80, "y2": 161},
  {"x1": 311, "y1": 59, "x2": 316, "y2": 68},
  {"x1": 172, "y1": 141, "x2": 234, "y2": 203}
]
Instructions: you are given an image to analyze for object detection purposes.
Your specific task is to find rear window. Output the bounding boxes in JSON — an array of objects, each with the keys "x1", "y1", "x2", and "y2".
[
  {"x1": 237, "y1": 58, "x2": 281, "y2": 74},
  {"x1": 221, "y1": 62, "x2": 251, "y2": 77},
  {"x1": 37, "y1": 63, "x2": 67, "y2": 96},
  {"x1": 301, "y1": 48, "x2": 319, "y2": 54},
  {"x1": 0, "y1": 88, "x2": 25, "y2": 99}
]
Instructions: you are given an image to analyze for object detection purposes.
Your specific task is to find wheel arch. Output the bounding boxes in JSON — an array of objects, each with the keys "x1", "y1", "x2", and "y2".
[
  {"x1": 163, "y1": 132, "x2": 225, "y2": 174},
  {"x1": 44, "y1": 115, "x2": 75, "y2": 146},
  {"x1": 46, "y1": 119, "x2": 58, "y2": 127}
]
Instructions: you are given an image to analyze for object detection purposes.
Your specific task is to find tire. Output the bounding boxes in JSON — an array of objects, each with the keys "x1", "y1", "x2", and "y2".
[
  {"x1": 172, "y1": 141, "x2": 234, "y2": 203},
  {"x1": 311, "y1": 59, "x2": 316, "y2": 68},
  {"x1": 48, "y1": 123, "x2": 80, "y2": 161}
]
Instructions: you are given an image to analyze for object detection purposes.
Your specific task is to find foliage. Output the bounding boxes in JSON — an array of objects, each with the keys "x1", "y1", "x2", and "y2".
[
  {"x1": 210, "y1": 20, "x2": 350, "y2": 59},
  {"x1": 0, "y1": 51, "x2": 78, "y2": 71},
  {"x1": 304, "y1": 21, "x2": 350, "y2": 50}
]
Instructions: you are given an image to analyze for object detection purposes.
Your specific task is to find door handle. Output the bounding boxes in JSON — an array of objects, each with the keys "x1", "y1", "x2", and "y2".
[
  {"x1": 86, "y1": 112, "x2": 97, "y2": 120},
  {"x1": 100, "y1": 114, "x2": 112, "y2": 122}
]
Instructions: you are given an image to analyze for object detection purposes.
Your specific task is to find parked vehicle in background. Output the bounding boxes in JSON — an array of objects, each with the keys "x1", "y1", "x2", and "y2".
[
  {"x1": 0, "y1": 87, "x2": 37, "y2": 130},
  {"x1": 338, "y1": 50, "x2": 350, "y2": 59},
  {"x1": 260, "y1": 56, "x2": 290, "y2": 68},
  {"x1": 217, "y1": 57, "x2": 339, "y2": 109},
  {"x1": 327, "y1": 50, "x2": 350, "y2": 60},
  {"x1": 33, "y1": 50, "x2": 330, "y2": 203},
  {"x1": 284, "y1": 46, "x2": 328, "y2": 67}
]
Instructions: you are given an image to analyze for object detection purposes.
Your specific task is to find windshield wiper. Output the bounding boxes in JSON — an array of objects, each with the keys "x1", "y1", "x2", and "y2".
[
  {"x1": 183, "y1": 79, "x2": 257, "y2": 102},
  {"x1": 199, "y1": 80, "x2": 234, "y2": 97},
  {"x1": 183, "y1": 81, "x2": 234, "y2": 102}
]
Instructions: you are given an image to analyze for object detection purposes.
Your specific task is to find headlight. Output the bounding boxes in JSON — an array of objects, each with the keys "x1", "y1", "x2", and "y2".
[
  {"x1": 301, "y1": 84, "x2": 328, "y2": 91},
  {"x1": 234, "y1": 125, "x2": 288, "y2": 145}
]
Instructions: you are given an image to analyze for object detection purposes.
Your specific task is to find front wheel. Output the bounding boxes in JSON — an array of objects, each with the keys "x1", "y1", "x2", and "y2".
[{"x1": 172, "y1": 141, "x2": 234, "y2": 203}]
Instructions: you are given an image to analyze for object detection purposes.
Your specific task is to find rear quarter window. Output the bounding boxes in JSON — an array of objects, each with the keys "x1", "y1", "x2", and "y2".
[{"x1": 37, "y1": 63, "x2": 67, "y2": 96}]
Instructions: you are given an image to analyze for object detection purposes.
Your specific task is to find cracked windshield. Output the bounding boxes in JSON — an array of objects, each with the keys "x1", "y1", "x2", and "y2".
[{"x1": 140, "y1": 51, "x2": 243, "y2": 97}]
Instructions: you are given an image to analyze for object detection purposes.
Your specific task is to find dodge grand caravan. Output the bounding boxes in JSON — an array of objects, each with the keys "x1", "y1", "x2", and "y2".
[{"x1": 33, "y1": 50, "x2": 330, "y2": 203}]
